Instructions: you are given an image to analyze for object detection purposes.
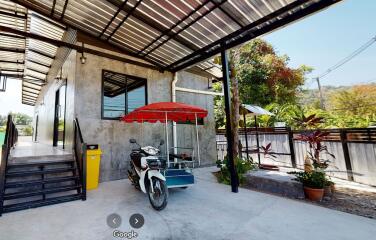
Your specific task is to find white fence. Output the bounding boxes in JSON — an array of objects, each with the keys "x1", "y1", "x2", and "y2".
[{"x1": 217, "y1": 128, "x2": 376, "y2": 186}]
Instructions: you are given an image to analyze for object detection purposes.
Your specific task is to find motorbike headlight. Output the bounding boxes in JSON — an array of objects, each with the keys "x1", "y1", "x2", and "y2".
[{"x1": 147, "y1": 159, "x2": 161, "y2": 169}]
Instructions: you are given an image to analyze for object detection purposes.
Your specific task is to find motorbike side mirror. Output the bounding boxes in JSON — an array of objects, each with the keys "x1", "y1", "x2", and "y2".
[
  {"x1": 129, "y1": 139, "x2": 137, "y2": 144},
  {"x1": 159, "y1": 140, "x2": 165, "y2": 146}
]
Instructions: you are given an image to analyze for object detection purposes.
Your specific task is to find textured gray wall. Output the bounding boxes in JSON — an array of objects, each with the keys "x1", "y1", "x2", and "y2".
[
  {"x1": 33, "y1": 51, "x2": 77, "y2": 151},
  {"x1": 33, "y1": 46, "x2": 217, "y2": 182},
  {"x1": 175, "y1": 71, "x2": 217, "y2": 167}
]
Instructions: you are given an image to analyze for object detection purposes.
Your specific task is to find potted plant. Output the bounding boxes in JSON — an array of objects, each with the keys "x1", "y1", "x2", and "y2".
[
  {"x1": 289, "y1": 170, "x2": 328, "y2": 201},
  {"x1": 289, "y1": 114, "x2": 335, "y2": 201}
]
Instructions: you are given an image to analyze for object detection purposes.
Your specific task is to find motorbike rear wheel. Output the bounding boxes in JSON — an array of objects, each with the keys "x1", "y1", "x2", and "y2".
[{"x1": 147, "y1": 177, "x2": 168, "y2": 211}]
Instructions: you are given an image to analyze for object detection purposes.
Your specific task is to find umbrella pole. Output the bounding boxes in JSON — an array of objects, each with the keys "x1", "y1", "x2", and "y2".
[
  {"x1": 243, "y1": 113, "x2": 249, "y2": 160},
  {"x1": 254, "y1": 115, "x2": 261, "y2": 165},
  {"x1": 195, "y1": 113, "x2": 201, "y2": 167},
  {"x1": 165, "y1": 112, "x2": 170, "y2": 168}
]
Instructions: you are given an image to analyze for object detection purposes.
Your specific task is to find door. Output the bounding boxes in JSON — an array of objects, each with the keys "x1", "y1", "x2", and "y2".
[
  {"x1": 53, "y1": 85, "x2": 67, "y2": 148},
  {"x1": 34, "y1": 115, "x2": 38, "y2": 142}
]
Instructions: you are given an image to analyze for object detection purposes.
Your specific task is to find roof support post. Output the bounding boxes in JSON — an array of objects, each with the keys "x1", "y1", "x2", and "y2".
[{"x1": 221, "y1": 48, "x2": 238, "y2": 193}]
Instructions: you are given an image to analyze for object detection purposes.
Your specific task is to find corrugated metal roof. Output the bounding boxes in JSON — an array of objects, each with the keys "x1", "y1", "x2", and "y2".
[
  {"x1": 0, "y1": 0, "x2": 342, "y2": 106},
  {"x1": 241, "y1": 104, "x2": 274, "y2": 116},
  {"x1": 10, "y1": 0, "x2": 341, "y2": 71},
  {"x1": 0, "y1": 0, "x2": 65, "y2": 106}
]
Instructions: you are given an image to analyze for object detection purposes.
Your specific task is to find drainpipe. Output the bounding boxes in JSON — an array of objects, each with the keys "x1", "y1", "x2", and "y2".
[
  {"x1": 171, "y1": 72, "x2": 224, "y2": 166},
  {"x1": 172, "y1": 73, "x2": 178, "y2": 160}
]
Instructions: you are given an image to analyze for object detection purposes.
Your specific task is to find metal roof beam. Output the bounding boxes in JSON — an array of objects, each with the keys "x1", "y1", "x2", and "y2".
[
  {"x1": 51, "y1": 0, "x2": 57, "y2": 16},
  {"x1": 23, "y1": 93, "x2": 38, "y2": 99},
  {"x1": 0, "y1": 10, "x2": 27, "y2": 19},
  {"x1": 211, "y1": 1, "x2": 243, "y2": 27},
  {"x1": 99, "y1": 0, "x2": 129, "y2": 38},
  {"x1": 22, "y1": 84, "x2": 41, "y2": 91},
  {"x1": 22, "y1": 89, "x2": 39, "y2": 95},
  {"x1": 0, "y1": 32, "x2": 25, "y2": 39},
  {"x1": 137, "y1": 0, "x2": 211, "y2": 55},
  {"x1": 26, "y1": 59, "x2": 51, "y2": 68},
  {"x1": 0, "y1": 60, "x2": 24, "y2": 64},
  {"x1": 30, "y1": 12, "x2": 66, "y2": 30},
  {"x1": 0, "y1": 46, "x2": 25, "y2": 53},
  {"x1": 28, "y1": 48, "x2": 55, "y2": 59},
  {"x1": 106, "y1": 0, "x2": 141, "y2": 40},
  {"x1": 60, "y1": 0, "x2": 69, "y2": 20},
  {"x1": 0, "y1": 73, "x2": 23, "y2": 78},
  {"x1": 26, "y1": 67, "x2": 48, "y2": 75},
  {"x1": 10, "y1": 0, "x2": 164, "y2": 69},
  {"x1": 22, "y1": 95, "x2": 37, "y2": 101},
  {"x1": 169, "y1": 0, "x2": 340, "y2": 72},
  {"x1": 1, "y1": 22, "x2": 164, "y2": 71},
  {"x1": 22, "y1": 102, "x2": 35, "y2": 106},
  {"x1": 142, "y1": 0, "x2": 228, "y2": 57},
  {"x1": 0, "y1": 69, "x2": 23, "y2": 72},
  {"x1": 105, "y1": 0, "x2": 199, "y2": 52},
  {"x1": 24, "y1": 74, "x2": 46, "y2": 81}
]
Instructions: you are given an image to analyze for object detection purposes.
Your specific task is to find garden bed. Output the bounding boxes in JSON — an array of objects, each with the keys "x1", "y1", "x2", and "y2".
[
  {"x1": 214, "y1": 168, "x2": 376, "y2": 219},
  {"x1": 312, "y1": 186, "x2": 376, "y2": 219}
]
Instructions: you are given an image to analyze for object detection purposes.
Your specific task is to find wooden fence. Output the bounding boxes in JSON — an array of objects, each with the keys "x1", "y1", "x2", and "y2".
[{"x1": 216, "y1": 127, "x2": 376, "y2": 186}]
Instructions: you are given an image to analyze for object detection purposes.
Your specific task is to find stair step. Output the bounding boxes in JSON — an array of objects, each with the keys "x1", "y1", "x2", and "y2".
[
  {"x1": 4, "y1": 185, "x2": 81, "y2": 200},
  {"x1": 5, "y1": 176, "x2": 79, "y2": 188},
  {"x1": 5, "y1": 167, "x2": 76, "y2": 177},
  {"x1": 3, "y1": 194, "x2": 82, "y2": 213},
  {"x1": 7, "y1": 160, "x2": 75, "y2": 169}
]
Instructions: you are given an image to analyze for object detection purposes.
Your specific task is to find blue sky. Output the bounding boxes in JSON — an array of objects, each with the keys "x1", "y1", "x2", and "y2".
[{"x1": 264, "y1": 0, "x2": 376, "y2": 88}]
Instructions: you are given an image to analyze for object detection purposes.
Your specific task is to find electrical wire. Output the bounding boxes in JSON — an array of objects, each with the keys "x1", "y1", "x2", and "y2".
[{"x1": 315, "y1": 35, "x2": 376, "y2": 80}]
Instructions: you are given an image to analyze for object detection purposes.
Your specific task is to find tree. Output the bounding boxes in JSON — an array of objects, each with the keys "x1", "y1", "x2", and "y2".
[
  {"x1": 236, "y1": 39, "x2": 311, "y2": 106},
  {"x1": 11, "y1": 112, "x2": 32, "y2": 125},
  {"x1": 214, "y1": 39, "x2": 312, "y2": 130},
  {"x1": 328, "y1": 84, "x2": 376, "y2": 116},
  {"x1": 0, "y1": 115, "x2": 7, "y2": 127}
]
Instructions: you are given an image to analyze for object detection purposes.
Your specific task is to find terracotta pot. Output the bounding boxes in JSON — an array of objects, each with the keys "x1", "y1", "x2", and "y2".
[{"x1": 304, "y1": 187, "x2": 324, "y2": 201}]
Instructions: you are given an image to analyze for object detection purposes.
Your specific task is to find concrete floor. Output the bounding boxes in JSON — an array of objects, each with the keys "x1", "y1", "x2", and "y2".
[
  {"x1": 0, "y1": 167, "x2": 375, "y2": 240},
  {"x1": 8, "y1": 136, "x2": 72, "y2": 163}
]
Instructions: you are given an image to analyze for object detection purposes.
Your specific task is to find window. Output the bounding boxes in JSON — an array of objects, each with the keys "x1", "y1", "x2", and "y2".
[
  {"x1": 102, "y1": 70, "x2": 147, "y2": 119},
  {"x1": 177, "y1": 118, "x2": 204, "y2": 125}
]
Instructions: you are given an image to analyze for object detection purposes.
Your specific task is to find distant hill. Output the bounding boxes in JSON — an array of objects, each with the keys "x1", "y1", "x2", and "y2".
[{"x1": 298, "y1": 84, "x2": 371, "y2": 107}]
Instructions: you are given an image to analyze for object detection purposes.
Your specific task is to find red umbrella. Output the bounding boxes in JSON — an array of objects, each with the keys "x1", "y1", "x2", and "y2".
[{"x1": 121, "y1": 102, "x2": 208, "y2": 123}]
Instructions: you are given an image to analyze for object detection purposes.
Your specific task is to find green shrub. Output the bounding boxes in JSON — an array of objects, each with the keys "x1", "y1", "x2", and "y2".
[
  {"x1": 216, "y1": 156, "x2": 255, "y2": 185},
  {"x1": 289, "y1": 170, "x2": 327, "y2": 189}
]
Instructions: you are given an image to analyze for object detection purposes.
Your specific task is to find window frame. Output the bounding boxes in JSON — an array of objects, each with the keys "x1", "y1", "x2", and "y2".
[{"x1": 101, "y1": 69, "x2": 148, "y2": 120}]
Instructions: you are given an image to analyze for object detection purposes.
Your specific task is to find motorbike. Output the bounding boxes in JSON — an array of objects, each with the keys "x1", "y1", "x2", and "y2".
[{"x1": 128, "y1": 138, "x2": 168, "y2": 210}]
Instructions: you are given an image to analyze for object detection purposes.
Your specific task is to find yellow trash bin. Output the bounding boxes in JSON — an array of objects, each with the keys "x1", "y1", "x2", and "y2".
[{"x1": 86, "y1": 144, "x2": 102, "y2": 190}]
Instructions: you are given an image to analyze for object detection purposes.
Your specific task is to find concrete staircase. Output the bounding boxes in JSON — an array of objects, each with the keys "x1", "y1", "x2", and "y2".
[{"x1": 2, "y1": 154, "x2": 83, "y2": 214}]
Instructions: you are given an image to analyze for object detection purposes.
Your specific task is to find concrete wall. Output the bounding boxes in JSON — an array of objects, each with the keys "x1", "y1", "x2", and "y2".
[
  {"x1": 33, "y1": 50, "x2": 77, "y2": 151},
  {"x1": 73, "y1": 48, "x2": 216, "y2": 182},
  {"x1": 33, "y1": 43, "x2": 217, "y2": 182},
  {"x1": 175, "y1": 71, "x2": 216, "y2": 167}
]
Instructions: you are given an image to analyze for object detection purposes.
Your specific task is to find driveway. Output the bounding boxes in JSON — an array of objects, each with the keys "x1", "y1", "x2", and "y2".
[{"x1": 0, "y1": 167, "x2": 375, "y2": 240}]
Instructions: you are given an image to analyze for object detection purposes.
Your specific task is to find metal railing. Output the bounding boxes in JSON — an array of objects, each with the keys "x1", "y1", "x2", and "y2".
[
  {"x1": 0, "y1": 115, "x2": 18, "y2": 216},
  {"x1": 73, "y1": 118, "x2": 87, "y2": 201}
]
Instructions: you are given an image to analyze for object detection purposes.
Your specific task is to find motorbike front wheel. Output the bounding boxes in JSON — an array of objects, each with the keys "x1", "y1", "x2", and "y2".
[{"x1": 147, "y1": 177, "x2": 168, "y2": 211}]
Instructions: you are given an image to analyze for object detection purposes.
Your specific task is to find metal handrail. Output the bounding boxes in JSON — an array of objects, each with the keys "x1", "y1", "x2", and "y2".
[
  {"x1": 0, "y1": 115, "x2": 18, "y2": 216},
  {"x1": 73, "y1": 118, "x2": 87, "y2": 201}
]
